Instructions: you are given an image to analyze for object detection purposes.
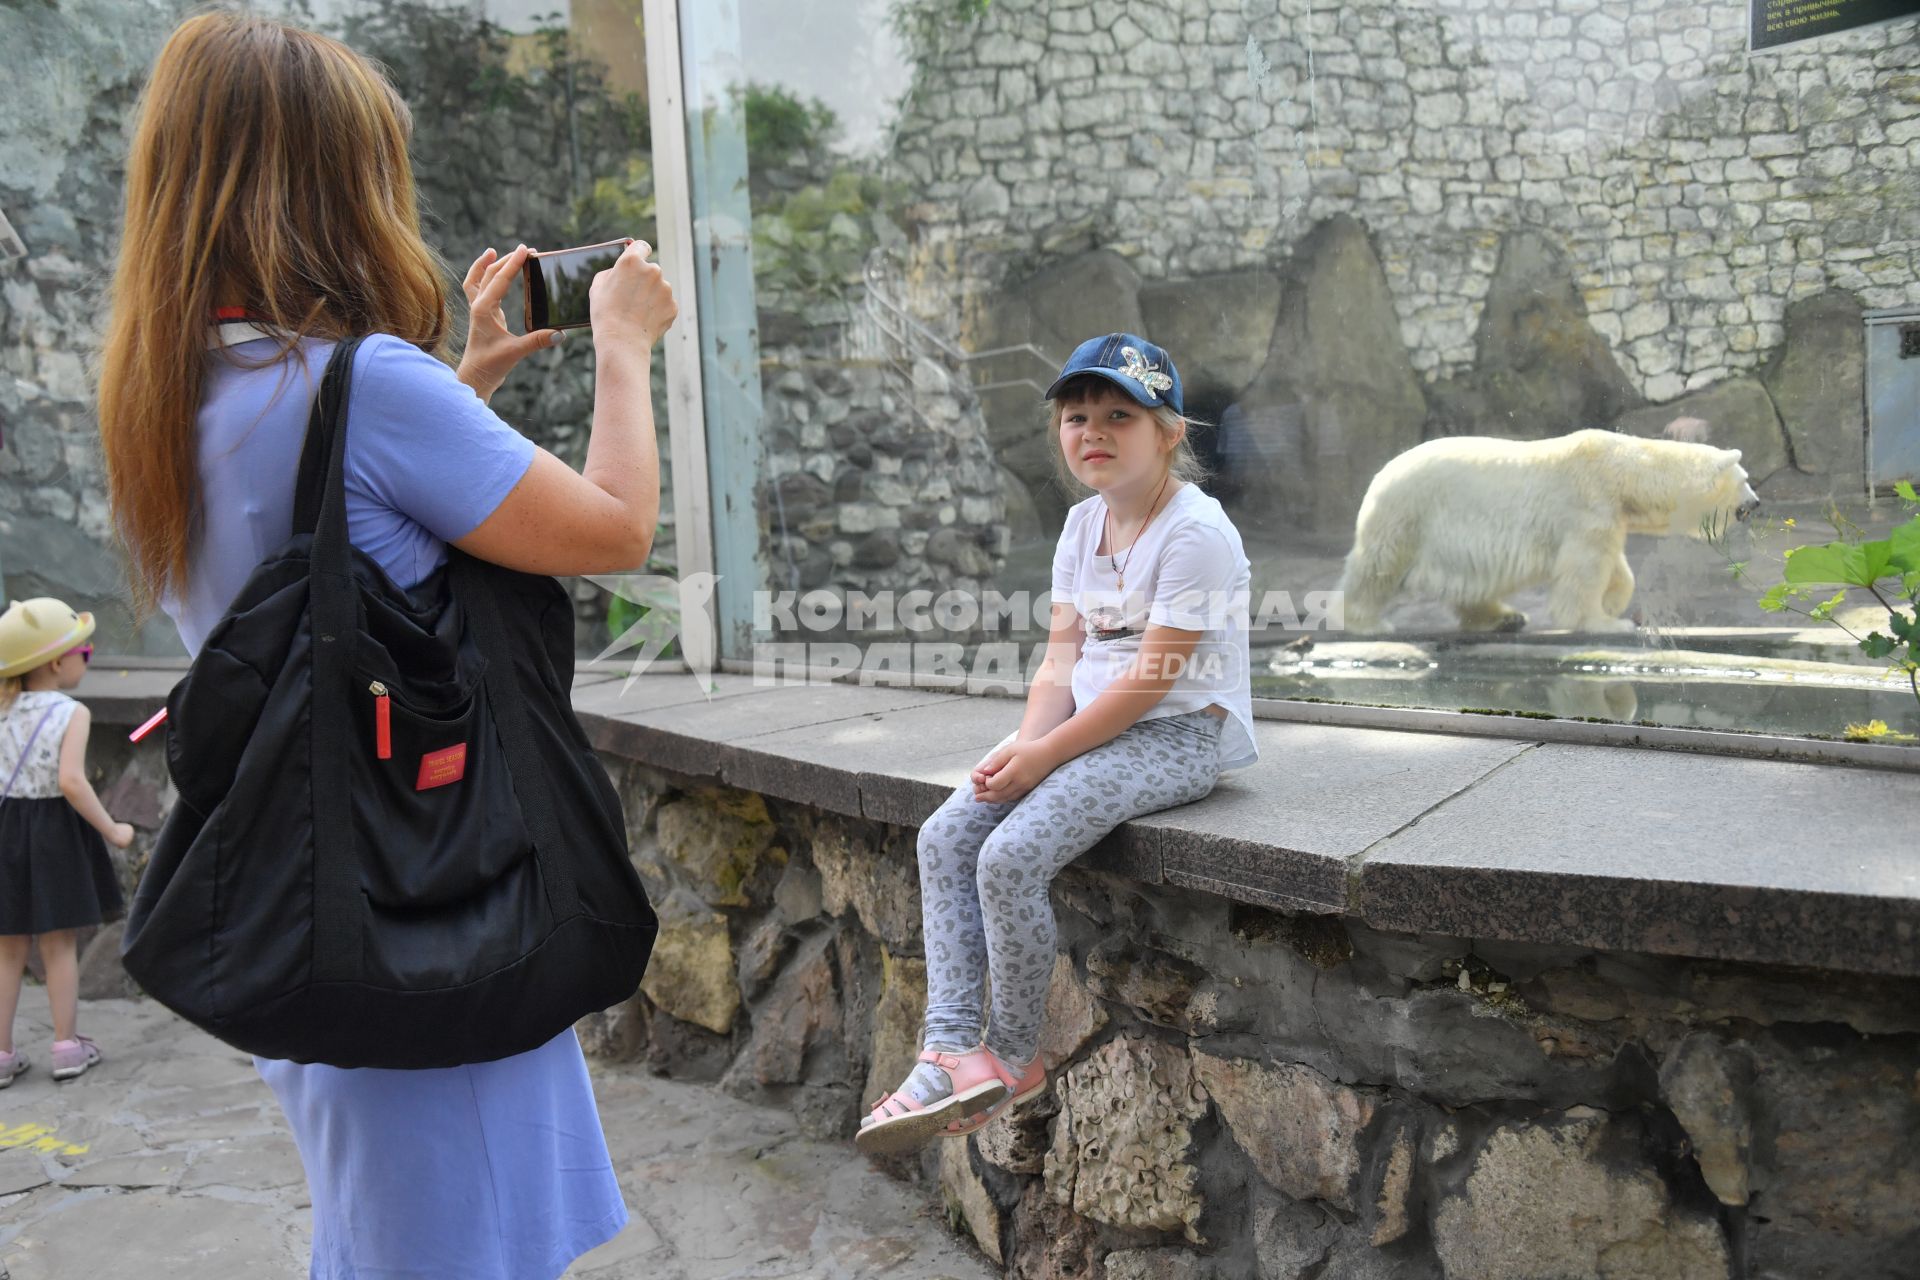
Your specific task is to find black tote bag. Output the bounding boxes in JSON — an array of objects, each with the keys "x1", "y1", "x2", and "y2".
[{"x1": 122, "y1": 337, "x2": 657, "y2": 1068}]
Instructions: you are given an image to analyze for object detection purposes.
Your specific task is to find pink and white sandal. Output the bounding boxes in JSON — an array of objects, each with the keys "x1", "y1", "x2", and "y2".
[
  {"x1": 856, "y1": 1046, "x2": 1010, "y2": 1156},
  {"x1": 942, "y1": 1051, "x2": 1048, "y2": 1139}
]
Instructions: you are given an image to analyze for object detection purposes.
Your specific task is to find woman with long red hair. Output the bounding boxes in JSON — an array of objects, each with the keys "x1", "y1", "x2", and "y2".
[{"x1": 97, "y1": 12, "x2": 675, "y2": 1276}]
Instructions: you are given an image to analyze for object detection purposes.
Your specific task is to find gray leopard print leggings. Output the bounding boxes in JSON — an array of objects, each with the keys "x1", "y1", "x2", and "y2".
[{"x1": 916, "y1": 709, "x2": 1224, "y2": 1066}]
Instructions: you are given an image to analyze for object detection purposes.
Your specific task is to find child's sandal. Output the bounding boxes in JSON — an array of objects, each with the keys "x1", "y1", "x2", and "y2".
[
  {"x1": 942, "y1": 1052, "x2": 1048, "y2": 1139},
  {"x1": 855, "y1": 1046, "x2": 1010, "y2": 1157}
]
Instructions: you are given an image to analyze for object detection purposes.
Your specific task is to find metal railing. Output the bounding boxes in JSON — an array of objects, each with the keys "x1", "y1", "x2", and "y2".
[{"x1": 850, "y1": 248, "x2": 1059, "y2": 407}]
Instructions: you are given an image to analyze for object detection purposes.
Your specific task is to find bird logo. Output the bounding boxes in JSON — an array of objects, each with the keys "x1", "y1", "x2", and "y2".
[{"x1": 586, "y1": 571, "x2": 720, "y2": 697}]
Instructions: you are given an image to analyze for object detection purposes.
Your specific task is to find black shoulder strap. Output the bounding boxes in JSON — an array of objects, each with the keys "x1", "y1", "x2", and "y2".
[
  {"x1": 305, "y1": 336, "x2": 366, "y2": 986},
  {"x1": 292, "y1": 338, "x2": 366, "y2": 542}
]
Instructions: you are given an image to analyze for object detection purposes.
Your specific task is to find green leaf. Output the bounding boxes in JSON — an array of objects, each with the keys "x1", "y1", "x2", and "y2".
[
  {"x1": 1896, "y1": 480, "x2": 1918, "y2": 504},
  {"x1": 1757, "y1": 582, "x2": 1796, "y2": 613},
  {"x1": 1808, "y1": 589, "x2": 1850, "y2": 622},
  {"x1": 1862, "y1": 632, "x2": 1897, "y2": 659},
  {"x1": 1783, "y1": 539, "x2": 1896, "y2": 587},
  {"x1": 1888, "y1": 516, "x2": 1920, "y2": 575},
  {"x1": 1781, "y1": 543, "x2": 1852, "y2": 585}
]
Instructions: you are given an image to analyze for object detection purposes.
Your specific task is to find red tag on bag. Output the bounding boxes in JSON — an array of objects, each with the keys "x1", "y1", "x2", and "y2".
[
  {"x1": 415, "y1": 743, "x2": 468, "y2": 791},
  {"x1": 375, "y1": 693, "x2": 391, "y2": 759}
]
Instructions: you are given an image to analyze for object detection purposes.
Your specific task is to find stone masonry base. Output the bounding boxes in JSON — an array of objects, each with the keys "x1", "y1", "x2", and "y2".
[{"x1": 580, "y1": 759, "x2": 1920, "y2": 1280}]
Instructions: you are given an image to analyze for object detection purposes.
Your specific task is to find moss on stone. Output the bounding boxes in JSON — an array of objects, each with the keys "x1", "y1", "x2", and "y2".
[{"x1": 655, "y1": 790, "x2": 780, "y2": 908}]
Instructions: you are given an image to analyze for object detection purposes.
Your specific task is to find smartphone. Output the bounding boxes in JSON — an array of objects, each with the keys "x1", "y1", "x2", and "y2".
[{"x1": 522, "y1": 238, "x2": 632, "y2": 332}]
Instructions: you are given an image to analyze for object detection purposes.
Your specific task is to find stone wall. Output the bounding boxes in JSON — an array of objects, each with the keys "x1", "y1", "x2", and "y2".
[
  {"x1": 762, "y1": 302, "x2": 1013, "y2": 603},
  {"x1": 0, "y1": 0, "x2": 670, "y2": 654},
  {"x1": 887, "y1": 0, "x2": 1919, "y2": 534},
  {"x1": 890, "y1": 0, "x2": 1920, "y2": 386},
  {"x1": 0, "y1": 0, "x2": 190, "y2": 653},
  {"x1": 584, "y1": 762, "x2": 1920, "y2": 1280},
  {"x1": 979, "y1": 214, "x2": 1878, "y2": 539}
]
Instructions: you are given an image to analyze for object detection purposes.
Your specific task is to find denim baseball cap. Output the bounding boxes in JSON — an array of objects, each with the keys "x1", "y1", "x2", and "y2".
[{"x1": 1043, "y1": 332, "x2": 1184, "y2": 415}]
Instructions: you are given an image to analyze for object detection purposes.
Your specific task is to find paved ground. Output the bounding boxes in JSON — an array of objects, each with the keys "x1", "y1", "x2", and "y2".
[{"x1": 0, "y1": 997, "x2": 991, "y2": 1280}]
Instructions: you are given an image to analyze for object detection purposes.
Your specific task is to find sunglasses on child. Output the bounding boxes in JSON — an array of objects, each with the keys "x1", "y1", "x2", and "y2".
[{"x1": 63, "y1": 643, "x2": 93, "y2": 665}]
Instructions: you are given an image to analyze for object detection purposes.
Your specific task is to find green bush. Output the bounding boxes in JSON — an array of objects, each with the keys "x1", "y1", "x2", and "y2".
[{"x1": 737, "y1": 82, "x2": 840, "y2": 172}]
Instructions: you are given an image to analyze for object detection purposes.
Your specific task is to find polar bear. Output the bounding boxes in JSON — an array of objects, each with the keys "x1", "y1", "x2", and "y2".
[{"x1": 1336, "y1": 429, "x2": 1759, "y2": 634}]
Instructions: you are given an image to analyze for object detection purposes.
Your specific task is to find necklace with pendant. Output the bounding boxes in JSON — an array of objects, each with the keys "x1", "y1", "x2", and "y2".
[{"x1": 1105, "y1": 472, "x2": 1172, "y2": 593}]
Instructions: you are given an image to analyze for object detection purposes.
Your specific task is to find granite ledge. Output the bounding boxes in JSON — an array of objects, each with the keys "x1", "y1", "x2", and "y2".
[{"x1": 80, "y1": 665, "x2": 1920, "y2": 979}]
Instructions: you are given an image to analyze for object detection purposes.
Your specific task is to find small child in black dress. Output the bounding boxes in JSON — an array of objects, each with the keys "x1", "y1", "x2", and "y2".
[{"x1": 0, "y1": 598, "x2": 133, "y2": 1084}]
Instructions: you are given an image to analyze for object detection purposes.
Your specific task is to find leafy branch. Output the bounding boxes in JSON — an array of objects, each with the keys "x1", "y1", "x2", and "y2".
[{"x1": 1750, "y1": 480, "x2": 1920, "y2": 725}]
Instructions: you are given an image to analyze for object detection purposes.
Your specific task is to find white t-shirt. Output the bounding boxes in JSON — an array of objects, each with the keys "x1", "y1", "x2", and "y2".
[{"x1": 1050, "y1": 482, "x2": 1259, "y2": 771}]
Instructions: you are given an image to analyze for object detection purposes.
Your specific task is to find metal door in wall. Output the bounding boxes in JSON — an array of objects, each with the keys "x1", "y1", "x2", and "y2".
[{"x1": 1866, "y1": 306, "x2": 1920, "y2": 492}]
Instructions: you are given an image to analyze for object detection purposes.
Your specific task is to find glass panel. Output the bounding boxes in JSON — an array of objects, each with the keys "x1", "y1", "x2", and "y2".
[
  {"x1": 328, "y1": 1, "x2": 672, "y2": 661},
  {"x1": 672, "y1": 0, "x2": 1920, "y2": 742},
  {"x1": 0, "y1": 3, "x2": 193, "y2": 658},
  {"x1": 0, "y1": 1, "x2": 668, "y2": 663}
]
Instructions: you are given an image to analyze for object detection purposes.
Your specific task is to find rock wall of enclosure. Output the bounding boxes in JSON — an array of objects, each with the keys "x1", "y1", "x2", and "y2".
[{"x1": 886, "y1": 0, "x2": 1919, "y2": 533}]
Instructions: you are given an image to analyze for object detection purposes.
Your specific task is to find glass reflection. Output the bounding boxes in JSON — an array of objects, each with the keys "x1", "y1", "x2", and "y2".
[
  {"x1": 654, "y1": 0, "x2": 1918, "y2": 738},
  {"x1": 0, "y1": 0, "x2": 671, "y2": 661},
  {"x1": 325, "y1": 0, "x2": 673, "y2": 658}
]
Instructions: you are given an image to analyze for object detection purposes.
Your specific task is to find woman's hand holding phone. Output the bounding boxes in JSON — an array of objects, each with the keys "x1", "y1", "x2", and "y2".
[
  {"x1": 455, "y1": 237, "x2": 674, "y2": 404},
  {"x1": 589, "y1": 240, "x2": 677, "y2": 349},
  {"x1": 450, "y1": 236, "x2": 672, "y2": 579},
  {"x1": 457, "y1": 244, "x2": 562, "y2": 404}
]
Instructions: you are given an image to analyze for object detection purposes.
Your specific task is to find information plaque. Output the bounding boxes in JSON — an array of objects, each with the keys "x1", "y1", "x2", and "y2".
[{"x1": 1750, "y1": 0, "x2": 1920, "y2": 50}]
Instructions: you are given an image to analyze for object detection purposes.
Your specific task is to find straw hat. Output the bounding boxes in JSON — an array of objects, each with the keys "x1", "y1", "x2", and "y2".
[{"x1": 0, "y1": 597, "x2": 96, "y2": 679}]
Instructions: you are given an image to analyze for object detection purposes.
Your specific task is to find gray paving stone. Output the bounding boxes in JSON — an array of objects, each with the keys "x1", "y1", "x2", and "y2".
[
  {"x1": 596, "y1": 680, "x2": 958, "y2": 804},
  {"x1": 568, "y1": 1197, "x2": 669, "y2": 1277},
  {"x1": 61, "y1": 1152, "x2": 184, "y2": 1189},
  {"x1": 129, "y1": 1078, "x2": 273, "y2": 1124},
  {"x1": 734, "y1": 693, "x2": 1018, "y2": 818},
  {"x1": 0, "y1": 999, "x2": 991, "y2": 1280},
  {"x1": 130, "y1": 1051, "x2": 262, "y2": 1091},
  {"x1": 175, "y1": 1135, "x2": 306, "y2": 1193},
  {"x1": 1, "y1": 1188, "x2": 299, "y2": 1278},
  {"x1": 1137, "y1": 720, "x2": 1532, "y2": 912},
  {"x1": 0, "y1": 1153, "x2": 49, "y2": 1196},
  {"x1": 1358, "y1": 744, "x2": 1920, "y2": 973},
  {"x1": 138, "y1": 1108, "x2": 283, "y2": 1149},
  {"x1": 855, "y1": 742, "x2": 990, "y2": 829},
  {"x1": 38, "y1": 1118, "x2": 147, "y2": 1165}
]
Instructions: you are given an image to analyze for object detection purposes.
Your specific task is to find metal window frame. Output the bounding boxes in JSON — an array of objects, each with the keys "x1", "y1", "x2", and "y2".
[
  {"x1": 645, "y1": 0, "x2": 769, "y2": 666},
  {"x1": 642, "y1": 0, "x2": 715, "y2": 674},
  {"x1": 1865, "y1": 304, "x2": 1920, "y2": 498}
]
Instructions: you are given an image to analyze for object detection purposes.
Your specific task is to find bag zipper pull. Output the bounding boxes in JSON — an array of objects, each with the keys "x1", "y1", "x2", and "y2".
[{"x1": 370, "y1": 681, "x2": 391, "y2": 759}]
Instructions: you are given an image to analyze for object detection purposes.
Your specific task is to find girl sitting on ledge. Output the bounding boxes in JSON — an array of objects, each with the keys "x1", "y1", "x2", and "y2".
[{"x1": 857, "y1": 333, "x2": 1259, "y2": 1155}]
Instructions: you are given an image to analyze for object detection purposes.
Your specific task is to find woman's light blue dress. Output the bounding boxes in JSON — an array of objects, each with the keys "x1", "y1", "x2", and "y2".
[{"x1": 165, "y1": 331, "x2": 628, "y2": 1279}]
